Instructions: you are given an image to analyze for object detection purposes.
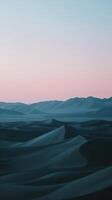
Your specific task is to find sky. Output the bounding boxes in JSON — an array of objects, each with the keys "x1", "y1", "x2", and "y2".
[{"x1": 0, "y1": 0, "x2": 112, "y2": 102}]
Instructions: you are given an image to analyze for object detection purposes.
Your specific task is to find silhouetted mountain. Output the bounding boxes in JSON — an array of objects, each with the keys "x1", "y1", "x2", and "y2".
[
  {"x1": 0, "y1": 102, "x2": 44, "y2": 115},
  {"x1": 87, "y1": 106, "x2": 112, "y2": 117},
  {"x1": 0, "y1": 97, "x2": 112, "y2": 119},
  {"x1": 30, "y1": 97, "x2": 112, "y2": 113},
  {"x1": 0, "y1": 108, "x2": 23, "y2": 115}
]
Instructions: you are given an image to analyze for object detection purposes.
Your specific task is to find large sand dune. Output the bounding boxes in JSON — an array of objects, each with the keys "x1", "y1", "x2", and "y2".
[{"x1": 0, "y1": 120, "x2": 112, "y2": 199}]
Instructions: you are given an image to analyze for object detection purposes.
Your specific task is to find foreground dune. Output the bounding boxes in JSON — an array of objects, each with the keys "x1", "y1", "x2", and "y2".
[{"x1": 0, "y1": 120, "x2": 112, "y2": 200}]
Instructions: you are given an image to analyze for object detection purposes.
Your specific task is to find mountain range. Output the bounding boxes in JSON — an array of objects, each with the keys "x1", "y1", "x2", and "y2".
[{"x1": 0, "y1": 97, "x2": 112, "y2": 118}]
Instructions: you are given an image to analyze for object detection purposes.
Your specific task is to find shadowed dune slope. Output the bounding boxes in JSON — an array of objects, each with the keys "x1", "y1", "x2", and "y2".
[
  {"x1": 23, "y1": 126, "x2": 65, "y2": 147},
  {"x1": 35, "y1": 167, "x2": 112, "y2": 200},
  {"x1": 0, "y1": 120, "x2": 112, "y2": 200}
]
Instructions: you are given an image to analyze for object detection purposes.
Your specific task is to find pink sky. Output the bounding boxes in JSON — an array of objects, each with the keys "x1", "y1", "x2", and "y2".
[{"x1": 0, "y1": 1, "x2": 111, "y2": 102}]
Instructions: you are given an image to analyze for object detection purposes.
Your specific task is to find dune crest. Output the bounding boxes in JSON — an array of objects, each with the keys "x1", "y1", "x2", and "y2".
[{"x1": 0, "y1": 120, "x2": 112, "y2": 199}]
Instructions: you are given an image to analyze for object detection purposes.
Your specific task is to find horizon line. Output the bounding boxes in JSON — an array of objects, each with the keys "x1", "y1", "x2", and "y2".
[{"x1": 0, "y1": 96, "x2": 112, "y2": 104}]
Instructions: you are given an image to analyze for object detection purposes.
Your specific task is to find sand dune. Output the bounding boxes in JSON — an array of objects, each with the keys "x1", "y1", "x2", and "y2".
[
  {"x1": 0, "y1": 120, "x2": 112, "y2": 200},
  {"x1": 37, "y1": 167, "x2": 112, "y2": 200},
  {"x1": 23, "y1": 126, "x2": 65, "y2": 147}
]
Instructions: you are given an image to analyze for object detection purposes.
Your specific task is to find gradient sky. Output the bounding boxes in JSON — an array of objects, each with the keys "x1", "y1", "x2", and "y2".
[{"x1": 0, "y1": 0, "x2": 112, "y2": 102}]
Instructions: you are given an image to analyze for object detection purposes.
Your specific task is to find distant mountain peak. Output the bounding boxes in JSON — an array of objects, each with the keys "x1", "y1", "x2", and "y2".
[{"x1": 0, "y1": 97, "x2": 112, "y2": 117}]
